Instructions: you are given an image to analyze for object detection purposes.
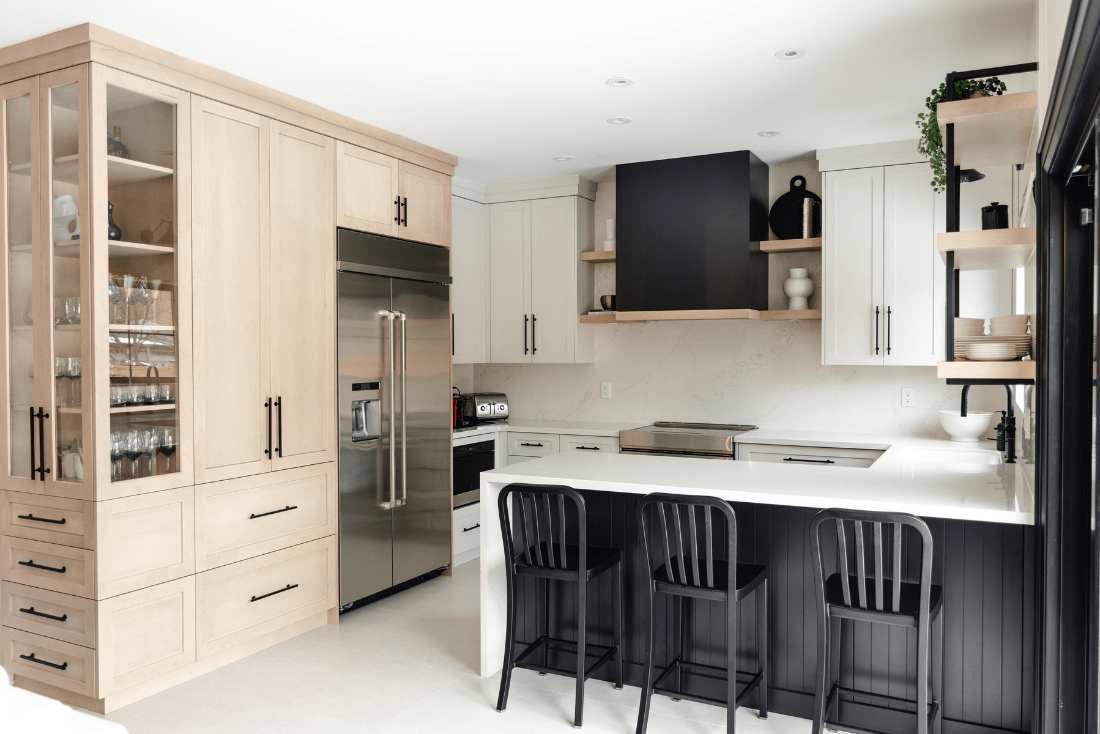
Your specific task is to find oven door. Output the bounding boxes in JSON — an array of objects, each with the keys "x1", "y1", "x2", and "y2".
[
  {"x1": 619, "y1": 448, "x2": 734, "y2": 460},
  {"x1": 453, "y1": 438, "x2": 495, "y2": 507}
]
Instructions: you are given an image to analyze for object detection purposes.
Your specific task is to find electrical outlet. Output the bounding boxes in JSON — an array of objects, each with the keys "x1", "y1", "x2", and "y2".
[
  {"x1": 901, "y1": 387, "x2": 916, "y2": 407},
  {"x1": 600, "y1": 382, "x2": 611, "y2": 399}
]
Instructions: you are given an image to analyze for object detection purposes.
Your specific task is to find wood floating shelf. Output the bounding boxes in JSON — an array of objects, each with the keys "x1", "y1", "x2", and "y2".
[
  {"x1": 580, "y1": 309, "x2": 821, "y2": 323},
  {"x1": 107, "y1": 156, "x2": 174, "y2": 185},
  {"x1": 579, "y1": 251, "x2": 616, "y2": 263},
  {"x1": 937, "y1": 227, "x2": 1036, "y2": 270},
  {"x1": 109, "y1": 403, "x2": 177, "y2": 415},
  {"x1": 760, "y1": 237, "x2": 822, "y2": 254},
  {"x1": 937, "y1": 91, "x2": 1038, "y2": 168},
  {"x1": 110, "y1": 241, "x2": 175, "y2": 258},
  {"x1": 936, "y1": 360, "x2": 1036, "y2": 381}
]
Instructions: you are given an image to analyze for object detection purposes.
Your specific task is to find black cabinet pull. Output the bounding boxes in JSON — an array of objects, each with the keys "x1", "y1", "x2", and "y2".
[
  {"x1": 20, "y1": 653, "x2": 67, "y2": 671},
  {"x1": 264, "y1": 399, "x2": 272, "y2": 456},
  {"x1": 275, "y1": 396, "x2": 282, "y2": 457},
  {"x1": 18, "y1": 513, "x2": 66, "y2": 525},
  {"x1": 532, "y1": 314, "x2": 537, "y2": 354},
  {"x1": 251, "y1": 583, "x2": 298, "y2": 602},
  {"x1": 250, "y1": 505, "x2": 298, "y2": 520},
  {"x1": 781, "y1": 457, "x2": 836, "y2": 464},
  {"x1": 452, "y1": 314, "x2": 455, "y2": 356},
  {"x1": 36, "y1": 407, "x2": 49, "y2": 480},
  {"x1": 463, "y1": 523, "x2": 480, "y2": 532},
  {"x1": 28, "y1": 406, "x2": 35, "y2": 480},
  {"x1": 18, "y1": 559, "x2": 66, "y2": 573},
  {"x1": 20, "y1": 606, "x2": 67, "y2": 622},
  {"x1": 886, "y1": 306, "x2": 892, "y2": 355},
  {"x1": 401, "y1": 197, "x2": 408, "y2": 226},
  {"x1": 874, "y1": 307, "x2": 880, "y2": 356},
  {"x1": 394, "y1": 197, "x2": 401, "y2": 223},
  {"x1": 576, "y1": 446, "x2": 601, "y2": 451},
  {"x1": 524, "y1": 315, "x2": 529, "y2": 355},
  {"x1": 520, "y1": 442, "x2": 543, "y2": 447}
]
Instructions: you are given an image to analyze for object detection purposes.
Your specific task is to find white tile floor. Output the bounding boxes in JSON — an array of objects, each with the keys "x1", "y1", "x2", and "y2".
[{"x1": 99, "y1": 561, "x2": 811, "y2": 734}]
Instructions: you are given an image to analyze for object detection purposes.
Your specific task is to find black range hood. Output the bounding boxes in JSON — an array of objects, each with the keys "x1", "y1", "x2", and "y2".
[{"x1": 616, "y1": 150, "x2": 769, "y2": 312}]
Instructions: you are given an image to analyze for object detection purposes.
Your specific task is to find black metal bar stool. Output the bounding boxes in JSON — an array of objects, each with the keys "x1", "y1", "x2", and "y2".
[
  {"x1": 635, "y1": 493, "x2": 768, "y2": 734},
  {"x1": 809, "y1": 509, "x2": 943, "y2": 734},
  {"x1": 496, "y1": 483, "x2": 623, "y2": 728}
]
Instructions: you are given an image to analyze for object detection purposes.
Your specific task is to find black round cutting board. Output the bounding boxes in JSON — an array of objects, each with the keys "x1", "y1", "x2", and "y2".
[{"x1": 769, "y1": 175, "x2": 821, "y2": 240}]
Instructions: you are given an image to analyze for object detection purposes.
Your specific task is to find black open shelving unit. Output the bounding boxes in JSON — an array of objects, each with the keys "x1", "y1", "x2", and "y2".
[{"x1": 942, "y1": 62, "x2": 1039, "y2": 386}]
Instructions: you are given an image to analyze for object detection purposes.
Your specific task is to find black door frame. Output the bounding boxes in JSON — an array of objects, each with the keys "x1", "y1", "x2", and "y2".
[{"x1": 1033, "y1": 2, "x2": 1100, "y2": 732}]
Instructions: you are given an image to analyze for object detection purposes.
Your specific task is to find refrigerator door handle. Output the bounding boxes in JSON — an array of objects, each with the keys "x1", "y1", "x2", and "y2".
[
  {"x1": 399, "y1": 311, "x2": 408, "y2": 507},
  {"x1": 384, "y1": 310, "x2": 398, "y2": 510}
]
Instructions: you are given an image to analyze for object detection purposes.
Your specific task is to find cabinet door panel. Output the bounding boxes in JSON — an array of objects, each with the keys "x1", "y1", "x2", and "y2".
[
  {"x1": 270, "y1": 122, "x2": 335, "y2": 470},
  {"x1": 399, "y1": 161, "x2": 450, "y2": 247},
  {"x1": 336, "y1": 141, "x2": 399, "y2": 237},
  {"x1": 451, "y1": 196, "x2": 488, "y2": 364},
  {"x1": 823, "y1": 167, "x2": 884, "y2": 365},
  {"x1": 192, "y1": 97, "x2": 271, "y2": 483},
  {"x1": 530, "y1": 198, "x2": 576, "y2": 363},
  {"x1": 488, "y1": 201, "x2": 531, "y2": 363},
  {"x1": 883, "y1": 162, "x2": 944, "y2": 366}
]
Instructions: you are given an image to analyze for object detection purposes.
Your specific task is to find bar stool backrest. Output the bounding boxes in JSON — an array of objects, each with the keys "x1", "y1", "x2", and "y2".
[
  {"x1": 809, "y1": 509, "x2": 933, "y2": 615},
  {"x1": 637, "y1": 493, "x2": 737, "y2": 591},
  {"x1": 498, "y1": 484, "x2": 585, "y2": 572}
]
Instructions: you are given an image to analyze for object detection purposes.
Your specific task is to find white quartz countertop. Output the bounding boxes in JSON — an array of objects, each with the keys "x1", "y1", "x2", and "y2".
[{"x1": 481, "y1": 432, "x2": 1034, "y2": 525}]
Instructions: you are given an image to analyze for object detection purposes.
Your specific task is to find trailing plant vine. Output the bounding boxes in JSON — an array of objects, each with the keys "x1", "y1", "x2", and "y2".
[{"x1": 916, "y1": 77, "x2": 1007, "y2": 192}]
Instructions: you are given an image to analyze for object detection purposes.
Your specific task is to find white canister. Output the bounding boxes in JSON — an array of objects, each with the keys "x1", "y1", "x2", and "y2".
[
  {"x1": 783, "y1": 268, "x2": 815, "y2": 310},
  {"x1": 603, "y1": 219, "x2": 616, "y2": 252}
]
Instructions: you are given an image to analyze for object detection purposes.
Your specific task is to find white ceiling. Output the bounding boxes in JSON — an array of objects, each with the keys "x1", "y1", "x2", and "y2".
[{"x1": 1, "y1": 0, "x2": 1036, "y2": 185}]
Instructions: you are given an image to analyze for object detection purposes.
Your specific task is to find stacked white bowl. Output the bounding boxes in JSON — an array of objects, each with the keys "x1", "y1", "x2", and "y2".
[{"x1": 953, "y1": 317, "x2": 985, "y2": 360}]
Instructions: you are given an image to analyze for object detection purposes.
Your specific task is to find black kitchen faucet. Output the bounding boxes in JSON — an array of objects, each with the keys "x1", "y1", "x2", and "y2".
[{"x1": 960, "y1": 384, "x2": 1016, "y2": 463}]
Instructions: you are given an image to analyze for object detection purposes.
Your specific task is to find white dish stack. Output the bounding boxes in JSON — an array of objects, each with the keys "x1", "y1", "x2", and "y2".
[{"x1": 953, "y1": 315, "x2": 1032, "y2": 361}]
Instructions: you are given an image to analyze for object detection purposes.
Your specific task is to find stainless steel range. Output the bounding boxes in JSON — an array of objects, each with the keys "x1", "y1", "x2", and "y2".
[{"x1": 618, "y1": 422, "x2": 758, "y2": 460}]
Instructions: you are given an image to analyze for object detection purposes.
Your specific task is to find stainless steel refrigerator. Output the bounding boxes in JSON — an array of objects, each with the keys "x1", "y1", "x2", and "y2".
[{"x1": 337, "y1": 229, "x2": 452, "y2": 608}]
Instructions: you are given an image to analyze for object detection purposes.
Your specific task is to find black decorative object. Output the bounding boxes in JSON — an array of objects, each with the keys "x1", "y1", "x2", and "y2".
[
  {"x1": 107, "y1": 202, "x2": 123, "y2": 241},
  {"x1": 981, "y1": 201, "x2": 1009, "y2": 230},
  {"x1": 958, "y1": 168, "x2": 986, "y2": 183},
  {"x1": 107, "y1": 125, "x2": 130, "y2": 159},
  {"x1": 769, "y1": 175, "x2": 821, "y2": 240}
]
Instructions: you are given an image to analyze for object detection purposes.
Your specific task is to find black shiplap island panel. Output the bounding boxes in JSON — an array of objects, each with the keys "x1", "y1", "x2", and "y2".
[{"x1": 508, "y1": 491, "x2": 1034, "y2": 734}]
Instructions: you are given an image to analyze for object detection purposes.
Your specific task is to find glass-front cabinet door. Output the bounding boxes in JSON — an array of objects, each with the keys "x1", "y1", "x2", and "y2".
[{"x1": 91, "y1": 66, "x2": 192, "y2": 499}]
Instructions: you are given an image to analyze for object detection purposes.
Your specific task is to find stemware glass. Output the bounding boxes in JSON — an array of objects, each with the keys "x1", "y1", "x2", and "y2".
[
  {"x1": 54, "y1": 357, "x2": 67, "y2": 407},
  {"x1": 67, "y1": 357, "x2": 81, "y2": 407},
  {"x1": 108, "y1": 275, "x2": 126, "y2": 325},
  {"x1": 124, "y1": 429, "x2": 142, "y2": 479},
  {"x1": 159, "y1": 426, "x2": 178, "y2": 474},
  {"x1": 109, "y1": 432, "x2": 123, "y2": 481},
  {"x1": 142, "y1": 428, "x2": 160, "y2": 477},
  {"x1": 53, "y1": 297, "x2": 63, "y2": 326},
  {"x1": 130, "y1": 277, "x2": 150, "y2": 325}
]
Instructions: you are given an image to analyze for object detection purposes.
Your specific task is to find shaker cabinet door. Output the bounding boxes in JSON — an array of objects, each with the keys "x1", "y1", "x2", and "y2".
[
  {"x1": 399, "y1": 161, "x2": 450, "y2": 247},
  {"x1": 270, "y1": 122, "x2": 336, "y2": 471},
  {"x1": 336, "y1": 141, "x2": 399, "y2": 237},
  {"x1": 530, "y1": 197, "x2": 576, "y2": 364},
  {"x1": 191, "y1": 97, "x2": 272, "y2": 483},
  {"x1": 488, "y1": 201, "x2": 531, "y2": 363},
  {"x1": 451, "y1": 195, "x2": 489, "y2": 364}
]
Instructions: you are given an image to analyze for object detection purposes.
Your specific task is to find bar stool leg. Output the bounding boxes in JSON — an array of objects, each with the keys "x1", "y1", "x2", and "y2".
[
  {"x1": 674, "y1": 596, "x2": 684, "y2": 695},
  {"x1": 538, "y1": 578, "x2": 548, "y2": 669},
  {"x1": 916, "y1": 616, "x2": 930, "y2": 734},
  {"x1": 757, "y1": 579, "x2": 768, "y2": 718},
  {"x1": 635, "y1": 590, "x2": 656, "y2": 734},
  {"x1": 811, "y1": 609, "x2": 829, "y2": 734},
  {"x1": 613, "y1": 562, "x2": 624, "y2": 689},
  {"x1": 575, "y1": 576, "x2": 587, "y2": 728},
  {"x1": 497, "y1": 575, "x2": 517, "y2": 712},
  {"x1": 933, "y1": 611, "x2": 944, "y2": 734},
  {"x1": 727, "y1": 590, "x2": 739, "y2": 734}
]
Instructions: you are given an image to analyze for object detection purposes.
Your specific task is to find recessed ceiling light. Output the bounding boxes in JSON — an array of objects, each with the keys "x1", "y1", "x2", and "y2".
[
  {"x1": 775, "y1": 48, "x2": 806, "y2": 60},
  {"x1": 757, "y1": 130, "x2": 781, "y2": 137},
  {"x1": 607, "y1": 117, "x2": 632, "y2": 125},
  {"x1": 552, "y1": 156, "x2": 573, "y2": 161},
  {"x1": 606, "y1": 77, "x2": 633, "y2": 87}
]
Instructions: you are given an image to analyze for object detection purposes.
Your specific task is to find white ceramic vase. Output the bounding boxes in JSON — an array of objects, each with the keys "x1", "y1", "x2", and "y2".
[
  {"x1": 783, "y1": 268, "x2": 814, "y2": 310},
  {"x1": 604, "y1": 218, "x2": 616, "y2": 251}
]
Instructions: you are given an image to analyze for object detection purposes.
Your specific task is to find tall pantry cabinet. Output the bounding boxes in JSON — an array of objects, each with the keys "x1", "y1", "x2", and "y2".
[{"x1": 0, "y1": 24, "x2": 456, "y2": 714}]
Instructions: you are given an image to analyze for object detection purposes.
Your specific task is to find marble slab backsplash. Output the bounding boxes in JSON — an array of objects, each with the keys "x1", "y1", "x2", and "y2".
[{"x1": 471, "y1": 320, "x2": 1007, "y2": 437}]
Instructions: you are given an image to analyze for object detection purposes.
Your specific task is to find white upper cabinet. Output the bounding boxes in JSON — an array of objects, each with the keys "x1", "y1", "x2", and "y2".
[
  {"x1": 487, "y1": 187, "x2": 594, "y2": 364},
  {"x1": 451, "y1": 192, "x2": 490, "y2": 364},
  {"x1": 823, "y1": 162, "x2": 943, "y2": 366}
]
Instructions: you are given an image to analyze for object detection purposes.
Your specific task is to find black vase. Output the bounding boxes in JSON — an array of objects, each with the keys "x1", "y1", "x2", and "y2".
[
  {"x1": 107, "y1": 202, "x2": 123, "y2": 241},
  {"x1": 769, "y1": 175, "x2": 822, "y2": 240}
]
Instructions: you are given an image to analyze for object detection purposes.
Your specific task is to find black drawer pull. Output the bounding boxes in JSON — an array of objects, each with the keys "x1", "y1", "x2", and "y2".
[
  {"x1": 20, "y1": 606, "x2": 68, "y2": 622},
  {"x1": 463, "y1": 523, "x2": 480, "y2": 532},
  {"x1": 520, "y1": 442, "x2": 543, "y2": 447},
  {"x1": 17, "y1": 513, "x2": 66, "y2": 525},
  {"x1": 576, "y1": 446, "x2": 601, "y2": 451},
  {"x1": 250, "y1": 505, "x2": 298, "y2": 520},
  {"x1": 18, "y1": 559, "x2": 66, "y2": 573},
  {"x1": 781, "y1": 457, "x2": 836, "y2": 464},
  {"x1": 20, "y1": 653, "x2": 67, "y2": 671},
  {"x1": 251, "y1": 583, "x2": 298, "y2": 602}
]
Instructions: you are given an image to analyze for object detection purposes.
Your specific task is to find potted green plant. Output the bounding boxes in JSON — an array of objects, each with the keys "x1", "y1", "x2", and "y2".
[{"x1": 916, "y1": 77, "x2": 1008, "y2": 192}]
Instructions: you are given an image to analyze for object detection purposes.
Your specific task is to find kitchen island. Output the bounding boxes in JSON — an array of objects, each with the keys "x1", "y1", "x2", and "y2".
[{"x1": 479, "y1": 432, "x2": 1035, "y2": 734}]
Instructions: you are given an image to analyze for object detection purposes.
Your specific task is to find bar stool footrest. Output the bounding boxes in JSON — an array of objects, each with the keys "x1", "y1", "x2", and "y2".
[
  {"x1": 513, "y1": 636, "x2": 619, "y2": 681},
  {"x1": 651, "y1": 657, "x2": 764, "y2": 709},
  {"x1": 824, "y1": 684, "x2": 941, "y2": 734}
]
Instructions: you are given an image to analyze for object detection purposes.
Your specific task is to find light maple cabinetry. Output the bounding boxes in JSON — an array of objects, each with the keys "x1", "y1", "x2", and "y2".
[
  {"x1": 822, "y1": 162, "x2": 944, "y2": 366},
  {"x1": 451, "y1": 191, "x2": 490, "y2": 364},
  {"x1": 488, "y1": 194, "x2": 594, "y2": 363},
  {"x1": 337, "y1": 141, "x2": 450, "y2": 247},
  {"x1": 192, "y1": 99, "x2": 334, "y2": 484}
]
